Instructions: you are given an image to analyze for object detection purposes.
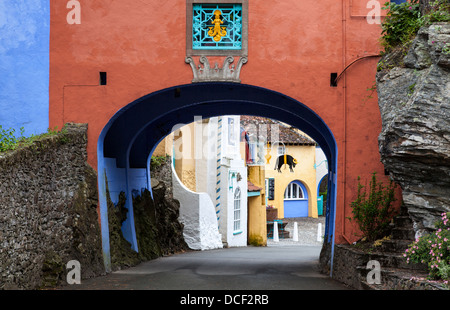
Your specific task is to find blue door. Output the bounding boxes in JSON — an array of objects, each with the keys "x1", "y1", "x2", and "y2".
[{"x1": 283, "y1": 181, "x2": 309, "y2": 218}]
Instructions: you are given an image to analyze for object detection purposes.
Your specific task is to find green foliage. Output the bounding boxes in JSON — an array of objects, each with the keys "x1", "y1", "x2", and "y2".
[
  {"x1": 381, "y1": 0, "x2": 450, "y2": 52},
  {"x1": 443, "y1": 43, "x2": 450, "y2": 55},
  {"x1": 405, "y1": 212, "x2": 450, "y2": 284},
  {"x1": 0, "y1": 125, "x2": 67, "y2": 153},
  {"x1": 150, "y1": 155, "x2": 170, "y2": 168},
  {"x1": 0, "y1": 126, "x2": 24, "y2": 152},
  {"x1": 381, "y1": 0, "x2": 424, "y2": 51},
  {"x1": 349, "y1": 172, "x2": 397, "y2": 242},
  {"x1": 422, "y1": 0, "x2": 450, "y2": 23}
]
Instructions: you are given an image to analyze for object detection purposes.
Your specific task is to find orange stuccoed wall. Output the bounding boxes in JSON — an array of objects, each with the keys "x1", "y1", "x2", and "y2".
[{"x1": 49, "y1": 0, "x2": 401, "y2": 245}]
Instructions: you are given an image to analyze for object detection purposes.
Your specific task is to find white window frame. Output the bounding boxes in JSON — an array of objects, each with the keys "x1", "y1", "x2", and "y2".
[
  {"x1": 233, "y1": 187, "x2": 241, "y2": 232},
  {"x1": 284, "y1": 182, "x2": 306, "y2": 200}
]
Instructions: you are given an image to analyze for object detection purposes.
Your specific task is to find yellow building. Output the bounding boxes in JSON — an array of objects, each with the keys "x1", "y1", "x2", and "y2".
[
  {"x1": 246, "y1": 166, "x2": 267, "y2": 246},
  {"x1": 240, "y1": 116, "x2": 318, "y2": 221}
]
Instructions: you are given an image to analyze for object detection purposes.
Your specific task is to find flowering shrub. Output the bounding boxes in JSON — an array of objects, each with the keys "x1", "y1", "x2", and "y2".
[{"x1": 404, "y1": 212, "x2": 450, "y2": 285}]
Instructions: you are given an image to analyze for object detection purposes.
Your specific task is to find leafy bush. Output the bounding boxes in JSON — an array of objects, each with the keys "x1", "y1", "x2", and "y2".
[
  {"x1": 349, "y1": 172, "x2": 397, "y2": 242},
  {"x1": 405, "y1": 212, "x2": 450, "y2": 284}
]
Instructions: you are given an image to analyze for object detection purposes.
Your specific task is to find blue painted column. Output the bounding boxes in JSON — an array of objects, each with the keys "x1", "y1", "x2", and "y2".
[{"x1": 0, "y1": 0, "x2": 50, "y2": 136}]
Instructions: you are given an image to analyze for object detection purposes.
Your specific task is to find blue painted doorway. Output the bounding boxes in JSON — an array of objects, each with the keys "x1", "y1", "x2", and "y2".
[{"x1": 283, "y1": 180, "x2": 309, "y2": 218}]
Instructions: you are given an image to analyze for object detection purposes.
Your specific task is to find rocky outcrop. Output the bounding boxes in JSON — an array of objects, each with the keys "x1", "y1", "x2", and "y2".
[
  {"x1": 377, "y1": 23, "x2": 450, "y2": 238},
  {"x1": 107, "y1": 157, "x2": 189, "y2": 271}
]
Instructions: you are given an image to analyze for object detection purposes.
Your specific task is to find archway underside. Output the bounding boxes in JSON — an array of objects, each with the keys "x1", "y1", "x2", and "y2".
[{"x1": 98, "y1": 83, "x2": 338, "y2": 274}]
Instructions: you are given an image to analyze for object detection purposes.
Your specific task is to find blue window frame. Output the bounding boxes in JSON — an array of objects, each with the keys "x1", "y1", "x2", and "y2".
[
  {"x1": 391, "y1": 0, "x2": 407, "y2": 4},
  {"x1": 192, "y1": 3, "x2": 243, "y2": 50}
]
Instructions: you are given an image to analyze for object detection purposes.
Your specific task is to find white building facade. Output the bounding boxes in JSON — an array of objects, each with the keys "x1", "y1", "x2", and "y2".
[{"x1": 173, "y1": 115, "x2": 247, "y2": 249}]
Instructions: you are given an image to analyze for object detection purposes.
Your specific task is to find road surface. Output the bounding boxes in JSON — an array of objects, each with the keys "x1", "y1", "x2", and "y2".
[{"x1": 61, "y1": 244, "x2": 350, "y2": 291}]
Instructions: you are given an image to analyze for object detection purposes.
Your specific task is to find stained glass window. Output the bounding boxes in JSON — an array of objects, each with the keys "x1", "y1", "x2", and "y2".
[{"x1": 192, "y1": 4, "x2": 243, "y2": 50}]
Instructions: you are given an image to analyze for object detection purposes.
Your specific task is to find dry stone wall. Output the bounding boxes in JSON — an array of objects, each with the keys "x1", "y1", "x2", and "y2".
[{"x1": 0, "y1": 123, "x2": 104, "y2": 289}]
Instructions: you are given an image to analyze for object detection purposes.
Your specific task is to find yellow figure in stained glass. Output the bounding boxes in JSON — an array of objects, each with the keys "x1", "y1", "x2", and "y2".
[{"x1": 208, "y1": 10, "x2": 227, "y2": 42}]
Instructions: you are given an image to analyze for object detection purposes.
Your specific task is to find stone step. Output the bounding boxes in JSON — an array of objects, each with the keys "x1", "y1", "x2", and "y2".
[
  {"x1": 362, "y1": 251, "x2": 427, "y2": 271},
  {"x1": 392, "y1": 227, "x2": 415, "y2": 240},
  {"x1": 358, "y1": 267, "x2": 437, "y2": 290},
  {"x1": 380, "y1": 239, "x2": 413, "y2": 253},
  {"x1": 393, "y1": 215, "x2": 413, "y2": 228},
  {"x1": 399, "y1": 205, "x2": 410, "y2": 216}
]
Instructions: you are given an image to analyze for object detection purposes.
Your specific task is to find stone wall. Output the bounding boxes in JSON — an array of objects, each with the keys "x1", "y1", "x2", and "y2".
[
  {"x1": 0, "y1": 123, "x2": 104, "y2": 289},
  {"x1": 320, "y1": 242, "x2": 444, "y2": 290}
]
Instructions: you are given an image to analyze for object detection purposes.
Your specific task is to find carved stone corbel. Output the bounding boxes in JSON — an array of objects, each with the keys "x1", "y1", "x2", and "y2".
[{"x1": 185, "y1": 56, "x2": 248, "y2": 83}]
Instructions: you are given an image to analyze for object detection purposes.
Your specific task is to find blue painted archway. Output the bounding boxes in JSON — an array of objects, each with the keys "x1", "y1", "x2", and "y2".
[{"x1": 97, "y1": 83, "x2": 338, "y2": 274}]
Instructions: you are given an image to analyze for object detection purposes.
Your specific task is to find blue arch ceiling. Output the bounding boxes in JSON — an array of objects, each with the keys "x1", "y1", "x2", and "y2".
[{"x1": 98, "y1": 82, "x2": 338, "y2": 274}]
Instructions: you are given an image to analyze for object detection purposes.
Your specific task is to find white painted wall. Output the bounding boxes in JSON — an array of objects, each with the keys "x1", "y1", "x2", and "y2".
[
  {"x1": 172, "y1": 163, "x2": 223, "y2": 250},
  {"x1": 222, "y1": 164, "x2": 247, "y2": 247},
  {"x1": 219, "y1": 116, "x2": 248, "y2": 247},
  {"x1": 175, "y1": 115, "x2": 248, "y2": 248},
  {"x1": 315, "y1": 146, "x2": 328, "y2": 192}
]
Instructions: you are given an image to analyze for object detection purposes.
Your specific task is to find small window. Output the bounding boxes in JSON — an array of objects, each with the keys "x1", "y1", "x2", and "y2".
[
  {"x1": 233, "y1": 187, "x2": 241, "y2": 232},
  {"x1": 267, "y1": 178, "x2": 275, "y2": 200},
  {"x1": 330, "y1": 73, "x2": 338, "y2": 87},
  {"x1": 99, "y1": 72, "x2": 107, "y2": 85},
  {"x1": 284, "y1": 182, "x2": 305, "y2": 200}
]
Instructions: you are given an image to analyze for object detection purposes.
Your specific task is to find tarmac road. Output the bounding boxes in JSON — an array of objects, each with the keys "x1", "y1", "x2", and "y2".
[{"x1": 60, "y1": 244, "x2": 351, "y2": 291}]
